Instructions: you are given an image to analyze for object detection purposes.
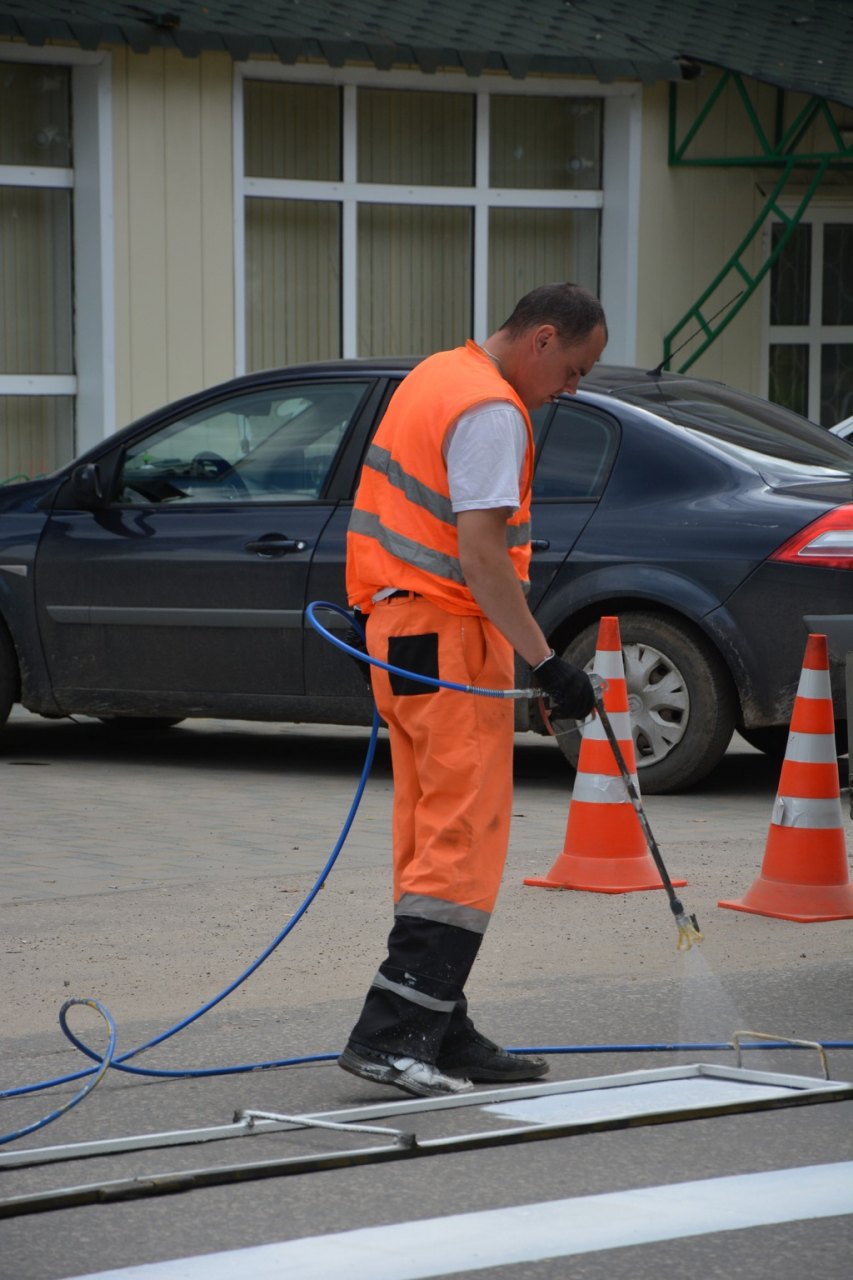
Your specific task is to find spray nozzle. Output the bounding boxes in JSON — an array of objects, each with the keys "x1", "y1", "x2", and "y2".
[
  {"x1": 675, "y1": 912, "x2": 704, "y2": 951},
  {"x1": 669, "y1": 896, "x2": 703, "y2": 949}
]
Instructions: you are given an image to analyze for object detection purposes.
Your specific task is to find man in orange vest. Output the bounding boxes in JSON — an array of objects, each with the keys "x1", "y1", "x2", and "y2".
[{"x1": 340, "y1": 283, "x2": 608, "y2": 1098}]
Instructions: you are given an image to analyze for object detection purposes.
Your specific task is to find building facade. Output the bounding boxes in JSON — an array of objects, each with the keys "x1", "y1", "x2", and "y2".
[{"x1": 1, "y1": 12, "x2": 852, "y2": 481}]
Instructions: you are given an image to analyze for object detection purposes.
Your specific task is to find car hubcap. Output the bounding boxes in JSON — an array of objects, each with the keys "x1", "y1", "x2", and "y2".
[{"x1": 590, "y1": 641, "x2": 689, "y2": 767}]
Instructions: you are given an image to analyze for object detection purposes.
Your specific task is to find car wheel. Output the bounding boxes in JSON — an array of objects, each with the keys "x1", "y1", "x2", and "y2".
[
  {"x1": 96, "y1": 717, "x2": 185, "y2": 731},
  {"x1": 0, "y1": 624, "x2": 19, "y2": 729},
  {"x1": 559, "y1": 613, "x2": 737, "y2": 794}
]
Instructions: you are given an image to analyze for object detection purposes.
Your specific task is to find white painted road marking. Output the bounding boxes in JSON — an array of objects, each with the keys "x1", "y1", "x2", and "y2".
[
  {"x1": 482, "y1": 1075, "x2": 795, "y2": 1125},
  {"x1": 69, "y1": 1161, "x2": 853, "y2": 1280}
]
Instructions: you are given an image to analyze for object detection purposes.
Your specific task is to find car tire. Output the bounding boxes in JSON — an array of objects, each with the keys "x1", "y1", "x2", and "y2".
[
  {"x1": 559, "y1": 613, "x2": 737, "y2": 794},
  {"x1": 96, "y1": 717, "x2": 185, "y2": 731},
  {"x1": 0, "y1": 624, "x2": 18, "y2": 729}
]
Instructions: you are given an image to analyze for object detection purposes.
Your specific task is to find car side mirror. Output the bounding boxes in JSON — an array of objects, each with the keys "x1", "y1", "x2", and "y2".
[{"x1": 59, "y1": 462, "x2": 106, "y2": 510}]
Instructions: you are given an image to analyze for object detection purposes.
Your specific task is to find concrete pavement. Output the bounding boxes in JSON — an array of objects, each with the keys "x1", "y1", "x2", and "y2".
[{"x1": 1, "y1": 709, "x2": 851, "y2": 1278}]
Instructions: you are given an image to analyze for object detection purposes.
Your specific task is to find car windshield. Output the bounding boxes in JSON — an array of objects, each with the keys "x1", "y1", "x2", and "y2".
[{"x1": 611, "y1": 378, "x2": 853, "y2": 473}]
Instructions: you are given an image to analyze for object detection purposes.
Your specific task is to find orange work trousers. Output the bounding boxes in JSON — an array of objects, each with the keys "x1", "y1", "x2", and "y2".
[{"x1": 367, "y1": 594, "x2": 516, "y2": 918}]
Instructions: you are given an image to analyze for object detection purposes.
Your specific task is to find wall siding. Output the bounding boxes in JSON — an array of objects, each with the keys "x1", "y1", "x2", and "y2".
[
  {"x1": 21, "y1": 47, "x2": 844, "y2": 430},
  {"x1": 112, "y1": 48, "x2": 234, "y2": 426},
  {"x1": 636, "y1": 79, "x2": 764, "y2": 393}
]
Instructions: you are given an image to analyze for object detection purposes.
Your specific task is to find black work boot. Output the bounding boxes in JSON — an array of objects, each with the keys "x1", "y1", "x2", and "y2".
[
  {"x1": 338, "y1": 1043, "x2": 473, "y2": 1098},
  {"x1": 437, "y1": 1028, "x2": 549, "y2": 1083}
]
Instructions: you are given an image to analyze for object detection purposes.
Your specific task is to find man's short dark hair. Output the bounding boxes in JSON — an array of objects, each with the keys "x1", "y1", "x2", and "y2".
[{"x1": 499, "y1": 283, "x2": 607, "y2": 345}]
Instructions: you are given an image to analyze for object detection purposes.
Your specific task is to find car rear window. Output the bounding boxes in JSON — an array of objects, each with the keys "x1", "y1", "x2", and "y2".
[{"x1": 612, "y1": 379, "x2": 853, "y2": 472}]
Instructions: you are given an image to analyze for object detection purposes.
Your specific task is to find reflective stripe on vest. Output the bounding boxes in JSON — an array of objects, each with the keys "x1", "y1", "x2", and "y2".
[
  {"x1": 347, "y1": 342, "x2": 534, "y2": 612},
  {"x1": 349, "y1": 506, "x2": 466, "y2": 583},
  {"x1": 365, "y1": 442, "x2": 532, "y2": 549},
  {"x1": 366, "y1": 443, "x2": 456, "y2": 526}
]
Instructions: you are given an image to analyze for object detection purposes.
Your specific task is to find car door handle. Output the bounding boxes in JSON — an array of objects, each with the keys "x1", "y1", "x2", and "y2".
[
  {"x1": 531, "y1": 539, "x2": 550, "y2": 551},
  {"x1": 244, "y1": 536, "x2": 308, "y2": 557}
]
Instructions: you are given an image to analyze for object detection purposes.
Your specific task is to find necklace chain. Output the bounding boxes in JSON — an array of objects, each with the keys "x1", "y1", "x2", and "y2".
[{"x1": 477, "y1": 342, "x2": 503, "y2": 373}]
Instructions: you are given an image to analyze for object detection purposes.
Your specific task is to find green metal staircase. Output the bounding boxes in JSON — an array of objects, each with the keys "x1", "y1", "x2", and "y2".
[{"x1": 663, "y1": 73, "x2": 853, "y2": 372}]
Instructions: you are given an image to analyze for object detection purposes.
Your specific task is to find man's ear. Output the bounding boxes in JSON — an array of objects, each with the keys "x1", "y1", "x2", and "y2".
[{"x1": 534, "y1": 324, "x2": 556, "y2": 352}]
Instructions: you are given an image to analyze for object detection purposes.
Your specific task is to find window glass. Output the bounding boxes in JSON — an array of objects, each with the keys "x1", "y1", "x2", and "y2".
[
  {"x1": 244, "y1": 82, "x2": 341, "y2": 181},
  {"x1": 245, "y1": 198, "x2": 341, "y2": 367},
  {"x1": 529, "y1": 405, "x2": 550, "y2": 449},
  {"x1": 820, "y1": 343, "x2": 853, "y2": 427},
  {"x1": 0, "y1": 65, "x2": 75, "y2": 478},
  {"x1": 533, "y1": 403, "x2": 618, "y2": 499},
  {"x1": 0, "y1": 62, "x2": 71, "y2": 167},
  {"x1": 617, "y1": 379, "x2": 853, "y2": 469},
  {"x1": 767, "y1": 215, "x2": 853, "y2": 424},
  {"x1": 117, "y1": 383, "x2": 370, "y2": 504},
  {"x1": 241, "y1": 78, "x2": 603, "y2": 363},
  {"x1": 822, "y1": 224, "x2": 853, "y2": 326},
  {"x1": 769, "y1": 343, "x2": 809, "y2": 418},
  {"x1": 770, "y1": 223, "x2": 811, "y2": 325},
  {"x1": 488, "y1": 208, "x2": 599, "y2": 332},
  {"x1": 358, "y1": 205, "x2": 471, "y2": 356},
  {"x1": 0, "y1": 395, "x2": 74, "y2": 482},
  {"x1": 490, "y1": 97, "x2": 601, "y2": 190},
  {"x1": 0, "y1": 187, "x2": 73, "y2": 374},
  {"x1": 358, "y1": 89, "x2": 474, "y2": 185}
]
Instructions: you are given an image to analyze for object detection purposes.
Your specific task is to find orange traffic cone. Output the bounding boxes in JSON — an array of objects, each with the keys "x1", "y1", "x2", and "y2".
[
  {"x1": 719, "y1": 633, "x2": 853, "y2": 922},
  {"x1": 525, "y1": 616, "x2": 686, "y2": 893}
]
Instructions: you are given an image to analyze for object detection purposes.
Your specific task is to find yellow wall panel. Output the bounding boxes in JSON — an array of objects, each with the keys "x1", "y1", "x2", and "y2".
[
  {"x1": 124, "y1": 50, "x2": 168, "y2": 420},
  {"x1": 199, "y1": 55, "x2": 235, "y2": 391},
  {"x1": 111, "y1": 49, "x2": 234, "y2": 426},
  {"x1": 164, "y1": 50, "x2": 204, "y2": 402},
  {"x1": 636, "y1": 79, "x2": 763, "y2": 394},
  {"x1": 111, "y1": 45, "x2": 131, "y2": 427}
]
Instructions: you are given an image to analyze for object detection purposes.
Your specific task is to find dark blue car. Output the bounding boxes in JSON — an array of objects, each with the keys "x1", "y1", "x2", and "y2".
[{"x1": 1, "y1": 361, "x2": 851, "y2": 792}]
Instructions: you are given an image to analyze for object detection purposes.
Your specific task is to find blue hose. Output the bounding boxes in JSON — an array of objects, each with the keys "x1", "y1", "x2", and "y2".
[
  {"x1": 2, "y1": 696, "x2": 383, "y2": 1130},
  {"x1": 305, "y1": 599, "x2": 534, "y2": 698},
  {"x1": 2, "y1": 602, "x2": 851, "y2": 1149},
  {"x1": 0, "y1": 1000, "x2": 116, "y2": 1145}
]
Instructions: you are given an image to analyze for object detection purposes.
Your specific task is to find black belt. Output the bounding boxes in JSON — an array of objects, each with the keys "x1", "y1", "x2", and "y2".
[{"x1": 384, "y1": 590, "x2": 421, "y2": 600}]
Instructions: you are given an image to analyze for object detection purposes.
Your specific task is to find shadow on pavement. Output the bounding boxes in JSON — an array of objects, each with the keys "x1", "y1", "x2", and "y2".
[{"x1": 4, "y1": 711, "x2": 846, "y2": 801}]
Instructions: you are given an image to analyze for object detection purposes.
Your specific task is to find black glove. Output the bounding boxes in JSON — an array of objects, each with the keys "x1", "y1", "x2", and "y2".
[
  {"x1": 533, "y1": 650, "x2": 595, "y2": 720},
  {"x1": 343, "y1": 609, "x2": 372, "y2": 691}
]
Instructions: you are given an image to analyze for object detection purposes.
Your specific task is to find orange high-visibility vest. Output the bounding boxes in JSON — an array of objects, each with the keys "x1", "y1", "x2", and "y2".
[{"x1": 347, "y1": 341, "x2": 534, "y2": 615}]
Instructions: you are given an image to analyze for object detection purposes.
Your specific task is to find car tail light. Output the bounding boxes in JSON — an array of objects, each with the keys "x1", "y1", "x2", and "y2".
[{"x1": 770, "y1": 503, "x2": 853, "y2": 570}]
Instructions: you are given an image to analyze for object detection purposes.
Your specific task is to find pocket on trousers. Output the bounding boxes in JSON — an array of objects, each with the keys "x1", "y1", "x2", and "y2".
[
  {"x1": 460, "y1": 617, "x2": 488, "y2": 687},
  {"x1": 388, "y1": 633, "x2": 439, "y2": 696}
]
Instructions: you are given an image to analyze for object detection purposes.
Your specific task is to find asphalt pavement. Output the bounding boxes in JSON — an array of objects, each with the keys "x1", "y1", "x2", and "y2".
[{"x1": 1, "y1": 709, "x2": 851, "y2": 1279}]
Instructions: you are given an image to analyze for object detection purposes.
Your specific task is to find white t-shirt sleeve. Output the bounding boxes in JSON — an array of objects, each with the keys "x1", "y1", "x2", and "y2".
[{"x1": 444, "y1": 401, "x2": 527, "y2": 513}]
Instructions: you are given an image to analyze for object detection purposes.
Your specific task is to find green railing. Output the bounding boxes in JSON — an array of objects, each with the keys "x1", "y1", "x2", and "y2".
[
  {"x1": 663, "y1": 72, "x2": 853, "y2": 371},
  {"x1": 663, "y1": 160, "x2": 828, "y2": 373},
  {"x1": 668, "y1": 74, "x2": 853, "y2": 168}
]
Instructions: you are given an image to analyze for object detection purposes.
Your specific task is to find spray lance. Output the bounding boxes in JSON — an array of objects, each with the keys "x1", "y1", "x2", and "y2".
[
  {"x1": 538, "y1": 674, "x2": 704, "y2": 952},
  {"x1": 311, "y1": 602, "x2": 702, "y2": 950}
]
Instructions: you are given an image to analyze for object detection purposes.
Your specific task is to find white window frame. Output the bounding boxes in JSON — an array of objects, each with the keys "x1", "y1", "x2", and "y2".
[
  {"x1": 0, "y1": 42, "x2": 115, "y2": 453},
  {"x1": 233, "y1": 61, "x2": 641, "y2": 369},
  {"x1": 762, "y1": 201, "x2": 853, "y2": 425}
]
